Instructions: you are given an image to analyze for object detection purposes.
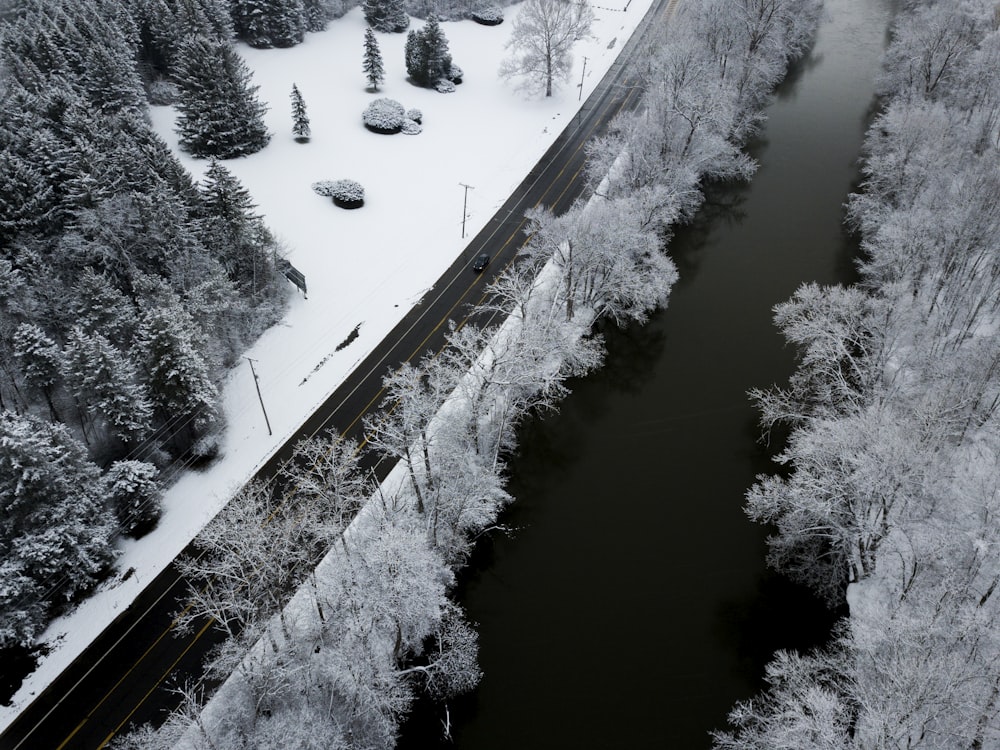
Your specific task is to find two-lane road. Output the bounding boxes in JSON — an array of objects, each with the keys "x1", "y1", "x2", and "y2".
[{"x1": 0, "y1": 1, "x2": 679, "y2": 746}]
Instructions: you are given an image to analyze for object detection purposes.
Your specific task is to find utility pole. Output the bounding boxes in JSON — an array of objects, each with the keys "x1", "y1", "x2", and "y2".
[
  {"x1": 459, "y1": 182, "x2": 474, "y2": 238},
  {"x1": 245, "y1": 357, "x2": 272, "y2": 436},
  {"x1": 578, "y1": 56, "x2": 588, "y2": 101}
]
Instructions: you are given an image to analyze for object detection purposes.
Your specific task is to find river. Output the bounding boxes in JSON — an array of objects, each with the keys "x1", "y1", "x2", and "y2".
[{"x1": 401, "y1": 0, "x2": 894, "y2": 746}]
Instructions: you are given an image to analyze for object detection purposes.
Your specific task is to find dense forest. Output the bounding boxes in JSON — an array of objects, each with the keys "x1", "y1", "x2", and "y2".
[
  {"x1": 714, "y1": 0, "x2": 1000, "y2": 747},
  {"x1": 114, "y1": 0, "x2": 825, "y2": 747},
  {"x1": 0, "y1": 0, "x2": 540, "y2": 666},
  {"x1": 0, "y1": 0, "x2": 297, "y2": 653}
]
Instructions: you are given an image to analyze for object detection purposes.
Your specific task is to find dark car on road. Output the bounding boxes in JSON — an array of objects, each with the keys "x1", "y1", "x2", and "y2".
[{"x1": 472, "y1": 253, "x2": 490, "y2": 272}]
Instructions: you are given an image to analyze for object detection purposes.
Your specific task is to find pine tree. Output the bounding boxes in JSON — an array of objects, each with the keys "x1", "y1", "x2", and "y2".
[
  {"x1": 62, "y1": 325, "x2": 154, "y2": 445},
  {"x1": 105, "y1": 460, "x2": 162, "y2": 537},
  {"x1": 301, "y1": 0, "x2": 330, "y2": 31},
  {"x1": 0, "y1": 411, "x2": 117, "y2": 649},
  {"x1": 81, "y1": 42, "x2": 146, "y2": 116},
  {"x1": 137, "y1": 289, "x2": 218, "y2": 453},
  {"x1": 363, "y1": 0, "x2": 408, "y2": 33},
  {"x1": 266, "y1": 0, "x2": 307, "y2": 47},
  {"x1": 71, "y1": 270, "x2": 138, "y2": 347},
  {"x1": 363, "y1": 27, "x2": 385, "y2": 91},
  {"x1": 289, "y1": 83, "x2": 310, "y2": 140},
  {"x1": 173, "y1": 34, "x2": 270, "y2": 158},
  {"x1": 0, "y1": 148, "x2": 56, "y2": 247},
  {"x1": 231, "y1": 0, "x2": 307, "y2": 48},
  {"x1": 11, "y1": 322, "x2": 64, "y2": 421},
  {"x1": 199, "y1": 159, "x2": 274, "y2": 294},
  {"x1": 405, "y1": 14, "x2": 451, "y2": 87}
]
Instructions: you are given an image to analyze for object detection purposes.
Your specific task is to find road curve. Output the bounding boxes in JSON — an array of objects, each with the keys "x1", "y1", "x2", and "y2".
[{"x1": 0, "y1": 1, "x2": 679, "y2": 747}]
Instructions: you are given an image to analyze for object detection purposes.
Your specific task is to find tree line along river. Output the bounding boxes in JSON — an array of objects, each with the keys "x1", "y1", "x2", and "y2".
[{"x1": 401, "y1": 0, "x2": 895, "y2": 746}]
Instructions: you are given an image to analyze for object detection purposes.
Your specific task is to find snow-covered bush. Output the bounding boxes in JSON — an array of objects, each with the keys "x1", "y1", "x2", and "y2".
[
  {"x1": 331, "y1": 180, "x2": 365, "y2": 207},
  {"x1": 313, "y1": 179, "x2": 366, "y2": 208},
  {"x1": 471, "y1": 5, "x2": 503, "y2": 24},
  {"x1": 362, "y1": 97, "x2": 406, "y2": 133},
  {"x1": 401, "y1": 119, "x2": 423, "y2": 134},
  {"x1": 448, "y1": 63, "x2": 463, "y2": 84},
  {"x1": 435, "y1": 79, "x2": 456, "y2": 93},
  {"x1": 190, "y1": 432, "x2": 221, "y2": 465},
  {"x1": 406, "y1": 107, "x2": 423, "y2": 124}
]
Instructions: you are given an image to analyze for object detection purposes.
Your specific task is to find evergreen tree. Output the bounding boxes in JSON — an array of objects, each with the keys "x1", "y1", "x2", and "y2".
[
  {"x1": 363, "y1": 0, "x2": 408, "y2": 33},
  {"x1": 198, "y1": 159, "x2": 275, "y2": 295},
  {"x1": 173, "y1": 34, "x2": 270, "y2": 158},
  {"x1": 230, "y1": 0, "x2": 307, "y2": 47},
  {"x1": 79, "y1": 29, "x2": 146, "y2": 115},
  {"x1": 62, "y1": 325, "x2": 154, "y2": 445},
  {"x1": 137, "y1": 289, "x2": 218, "y2": 452},
  {"x1": 405, "y1": 14, "x2": 451, "y2": 87},
  {"x1": 289, "y1": 83, "x2": 310, "y2": 140},
  {"x1": 0, "y1": 148, "x2": 56, "y2": 247},
  {"x1": 105, "y1": 460, "x2": 162, "y2": 537},
  {"x1": 301, "y1": 0, "x2": 330, "y2": 31},
  {"x1": 11, "y1": 322, "x2": 64, "y2": 421},
  {"x1": 363, "y1": 27, "x2": 385, "y2": 91},
  {"x1": 71, "y1": 271, "x2": 138, "y2": 347},
  {"x1": 0, "y1": 411, "x2": 117, "y2": 649}
]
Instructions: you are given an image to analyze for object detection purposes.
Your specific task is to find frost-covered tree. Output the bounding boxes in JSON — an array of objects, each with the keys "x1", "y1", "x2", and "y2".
[
  {"x1": 498, "y1": 0, "x2": 592, "y2": 97},
  {"x1": 62, "y1": 325, "x2": 154, "y2": 446},
  {"x1": 175, "y1": 479, "x2": 303, "y2": 638},
  {"x1": 0, "y1": 149, "x2": 56, "y2": 244},
  {"x1": 289, "y1": 83, "x2": 310, "y2": 140},
  {"x1": 723, "y1": 1, "x2": 1000, "y2": 746},
  {"x1": 364, "y1": 360, "x2": 456, "y2": 514},
  {"x1": 363, "y1": 26, "x2": 385, "y2": 90},
  {"x1": 198, "y1": 160, "x2": 280, "y2": 299},
  {"x1": 173, "y1": 34, "x2": 270, "y2": 158},
  {"x1": 302, "y1": 0, "x2": 332, "y2": 30},
  {"x1": 71, "y1": 268, "x2": 138, "y2": 348},
  {"x1": 520, "y1": 197, "x2": 678, "y2": 325},
  {"x1": 0, "y1": 412, "x2": 117, "y2": 649},
  {"x1": 12, "y1": 322, "x2": 64, "y2": 421},
  {"x1": 363, "y1": 0, "x2": 408, "y2": 33},
  {"x1": 405, "y1": 14, "x2": 452, "y2": 87},
  {"x1": 876, "y1": 2, "x2": 982, "y2": 102},
  {"x1": 230, "y1": 0, "x2": 307, "y2": 47},
  {"x1": 137, "y1": 289, "x2": 218, "y2": 452},
  {"x1": 105, "y1": 460, "x2": 162, "y2": 537}
]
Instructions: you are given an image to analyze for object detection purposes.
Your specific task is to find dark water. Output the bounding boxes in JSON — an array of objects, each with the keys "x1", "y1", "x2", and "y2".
[{"x1": 402, "y1": 0, "x2": 893, "y2": 746}]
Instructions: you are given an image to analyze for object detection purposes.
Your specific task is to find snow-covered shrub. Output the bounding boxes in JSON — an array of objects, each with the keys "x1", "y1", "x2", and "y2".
[
  {"x1": 435, "y1": 79, "x2": 456, "y2": 93},
  {"x1": 406, "y1": 107, "x2": 423, "y2": 124},
  {"x1": 312, "y1": 180, "x2": 338, "y2": 197},
  {"x1": 362, "y1": 97, "x2": 406, "y2": 133},
  {"x1": 401, "y1": 119, "x2": 423, "y2": 135},
  {"x1": 448, "y1": 63, "x2": 463, "y2": 84},
  {"x1": 190, "y1": 432, "x2": 221, "y2": 465},
  {"x1": 471, "y1": 5, "x2": 503, "y2": 24},
  {"x1": 331, "y1": 179, "x2": 365, "y2": 208},
  {"x1": 314, "y1": 179, "x2": 366, "y2": 207}
]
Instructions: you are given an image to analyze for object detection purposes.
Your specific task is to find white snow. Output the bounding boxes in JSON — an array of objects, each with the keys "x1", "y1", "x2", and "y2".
[{"x1": 0, "y1": 0, "x2": 654, "y2": 731}]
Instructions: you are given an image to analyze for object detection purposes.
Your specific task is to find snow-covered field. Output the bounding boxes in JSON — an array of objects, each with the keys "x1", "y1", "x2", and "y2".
[{"x1": 0, "y1": 0, "x2": 654, "y2": 731}]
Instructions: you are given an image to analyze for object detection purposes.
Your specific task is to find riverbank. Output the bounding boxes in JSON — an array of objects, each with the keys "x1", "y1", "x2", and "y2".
[{"x1": 402, "y1": 0, "x2": 894, "y2": 745}]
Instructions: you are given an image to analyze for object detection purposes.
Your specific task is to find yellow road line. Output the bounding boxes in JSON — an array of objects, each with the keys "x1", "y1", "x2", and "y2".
[{"x1": 95, "y1": 618, "x2": 216, "y2": 749}]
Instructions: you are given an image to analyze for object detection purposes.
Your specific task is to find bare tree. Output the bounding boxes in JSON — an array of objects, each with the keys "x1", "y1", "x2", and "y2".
[{"x1": 498, "y1": 0, "x2": 592, "y2": 97}]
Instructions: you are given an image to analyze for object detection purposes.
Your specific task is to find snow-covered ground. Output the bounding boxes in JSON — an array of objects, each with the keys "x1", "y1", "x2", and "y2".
[{"x1": 0, "y1": 0, "x2": 654, "y2": 730}]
